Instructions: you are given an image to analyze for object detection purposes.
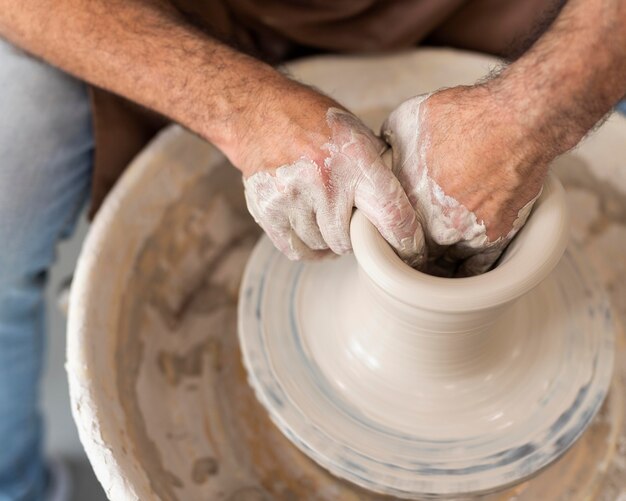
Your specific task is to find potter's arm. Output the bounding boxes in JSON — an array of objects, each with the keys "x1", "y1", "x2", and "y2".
[
  {"x1": 382, "y1": 0, "x2": 626, "y2": 276},
  {"x1": 499, "y1": 0, "x2": 626, "y2": 158},
  {"x1": 0, "y1": 0, "x2": 424, "y2": 264},
  {"x1": 0, "y1": 0, "x2": 283, "y2": 162}
]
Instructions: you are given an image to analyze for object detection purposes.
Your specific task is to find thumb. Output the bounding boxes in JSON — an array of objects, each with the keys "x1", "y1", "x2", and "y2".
[
  {"x1": 381, "y1": 93, "x2": 431, "y2": 170},
  {"x1": 354, "y1": 155, "x2": 426, "y2": 268}
]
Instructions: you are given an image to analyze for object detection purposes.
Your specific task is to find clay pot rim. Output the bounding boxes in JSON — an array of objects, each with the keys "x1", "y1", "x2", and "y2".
[{"x1": 350, "y1": 172, "x2": 570, "y2": 312}]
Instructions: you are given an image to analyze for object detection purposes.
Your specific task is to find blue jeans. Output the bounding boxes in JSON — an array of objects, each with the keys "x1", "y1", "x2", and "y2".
[{"x1": 0, "y1": 39, "x2": 93, "y2": 500}]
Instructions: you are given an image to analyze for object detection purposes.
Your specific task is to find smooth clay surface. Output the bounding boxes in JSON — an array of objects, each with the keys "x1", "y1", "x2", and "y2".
[
  {"x1": 67, "y1": 49, "x2": 626, "y2": 500},
  {"x1": 238, "y1": 172, "x2": 613, "y2": 497}
]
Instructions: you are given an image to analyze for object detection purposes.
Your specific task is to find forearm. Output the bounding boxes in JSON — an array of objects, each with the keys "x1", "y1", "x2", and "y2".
[
  {"x1": 492, "y1": 0, "x2": 626, "y2": 159},
  {"x1": 0, "y1": 0, "x2": 284, "y2": 157}
]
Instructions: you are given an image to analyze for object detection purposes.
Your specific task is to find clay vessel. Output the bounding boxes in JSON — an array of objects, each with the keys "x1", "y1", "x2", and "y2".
[
  {"x1": 239, "y1": 170, "x2": 613, "y2": 496},
  {"x1": 313, "y1": 173, "x2": 570, "y2": 435}
]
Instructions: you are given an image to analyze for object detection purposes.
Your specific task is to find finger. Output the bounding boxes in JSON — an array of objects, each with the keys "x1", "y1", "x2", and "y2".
[
  {"x1": 380, "y1": 93, "x2": 430, "y2": 146},
  {"x1": 261, "y1": 217, "x2": 328, "y2": 261},
  {"x1": 282, "y1": 229, "x2": 333, "y2": 261},
  {"x1": 243, "y1": 180, "x2": 313, "y2": 260},
  {"x1": 261, "y1": 216, "x2": 328, "y2": 261},
  {"x1": 456, "y1": 245, "x2": 507, "y2": 277},
  {"x1": 381, "y1": 94, "x2": 431, "y2": 177},
  {"x1": 355, "y1": 159, "x2": 426, "y2": 268},
  {"x1": 380, "y1": 115, "x2": 398, "y2": 149},
  {"x1": 315, "y1": 195, "x2": 353, "y2": 256},
  {"x1": 289, "y1": 208, "x2": 328, "y2": 251},
  {"x1": 243, "y1": 170, "x2": 334, "y2": 261}
]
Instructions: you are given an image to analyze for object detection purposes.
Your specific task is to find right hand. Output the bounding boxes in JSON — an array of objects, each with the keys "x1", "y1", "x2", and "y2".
[
  {"x1": 234, "y1": 79, "x2": 425, "y2": 266},
  {"x1": 381, "y1": 87, "x2": 546, "y2": 277}
]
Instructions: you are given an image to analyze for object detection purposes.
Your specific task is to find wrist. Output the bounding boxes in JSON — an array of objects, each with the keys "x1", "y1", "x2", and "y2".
[
  {"x1": 485, "y1": 71, "x2": 584, "y2": 164},
  {"x1": 190, "y1": 58, "x2": 288, "y2": 163},
  {"x1": 436, "y1": 80, "x2": 549, "y2": 190},
  {"x1": 225, "y1": 77, "x2": 340, "y2": 175}
]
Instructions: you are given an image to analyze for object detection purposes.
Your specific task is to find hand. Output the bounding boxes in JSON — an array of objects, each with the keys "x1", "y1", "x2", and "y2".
[
  {"x1": 237, "y1": 79, "x2": 425, "y2": 265},
  {"x1": 382, "y1": 85, "x2": 548, "y2": 277}
]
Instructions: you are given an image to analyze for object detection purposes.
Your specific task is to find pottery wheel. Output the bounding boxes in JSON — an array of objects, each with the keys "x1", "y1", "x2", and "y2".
[
  {"x1": 67, "y1": 49, "x2": 626, "y2": 500},
  {"x1": 239, "y1": 228, "x2": 614, "y2": 497}
]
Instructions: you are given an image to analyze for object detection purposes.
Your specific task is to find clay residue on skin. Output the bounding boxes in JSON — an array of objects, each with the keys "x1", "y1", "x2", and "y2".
[
  {"x1": 382, "y1": 94, "x2": 541, "y2": 277},
  {"x1": 245, "y1": 100, "x2": 539, "y2": 277},
  {"x1": 243, "y1": 108, "x2": 424, "y2": 266}
]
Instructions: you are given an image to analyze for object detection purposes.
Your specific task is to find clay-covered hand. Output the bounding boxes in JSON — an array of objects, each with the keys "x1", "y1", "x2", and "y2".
[
  {"x1": 239, "y1": 82, "x2": 424, "y2": 265},
  {"x1": 382, "y1": 86, "x2": 547, "y2": 276}
]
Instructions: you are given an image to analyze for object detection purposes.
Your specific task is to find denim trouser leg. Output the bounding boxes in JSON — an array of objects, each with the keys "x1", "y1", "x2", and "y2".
[
  {"x1": 618, "y1": 100, "x2": 626, "y2": 115},
  {"x1": 0, "y1": 39, "x2": 93, "y2": 501}
]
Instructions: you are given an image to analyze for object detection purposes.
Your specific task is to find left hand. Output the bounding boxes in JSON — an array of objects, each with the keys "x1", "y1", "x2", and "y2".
[
  {"x1": 238, "y1": 81, "x2": 424, "y2": 265},
  {"x1": 382, "y1": 85, "x2": 548, "y2": 276}
]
